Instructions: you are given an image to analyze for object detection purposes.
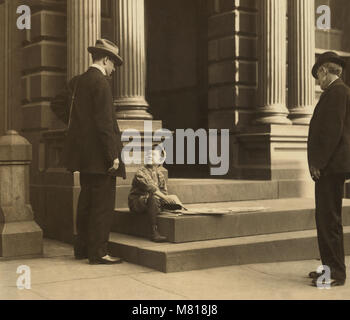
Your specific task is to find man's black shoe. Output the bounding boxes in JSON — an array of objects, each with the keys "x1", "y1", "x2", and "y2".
[
  {"x1": 311, "y1": 278, "x2": 345, "y2": 287},
  {"x1": 89, "y1": 255, "x2": 123, "y2": 265},
  {"x1": 308, "y1": 270, "x2": 325, "y2": 279}
]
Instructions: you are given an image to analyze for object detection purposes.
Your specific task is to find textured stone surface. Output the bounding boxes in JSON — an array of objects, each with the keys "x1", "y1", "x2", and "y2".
[
  {"x1": 208, "y1": 36, "x2": 257, "y2": 62},
  {"x1": 287, "y1": 0, "x2": 315, "y2": 124},
  {"x1": 233, "y1": 124, "x2": 310, "y2": 180},
  {"x1": 208, "y1": 60, "x2": 256, "y2": 85},
  {"x1": 0, "y1": 131, "x2": 32, "y2": 162},
  {"x1": 112, "y1": 198, "x2": 350, "y2": 243},
  {"x1": 0, "y1": 221, "x2": 43, "y2": 257},
  {"x1": 208, "y1": 0, "x2": 258, "y2": 15},
  {"x1": 21, "y1": 102, "x2": 58, "y2": 131},
  {"x1": 113, "y1": 0, "x2": 152, "y2": 119},
  {"x1": 108, "y1": 227, "x2": 350, "y2": 273},
  {"x1": 209, "y1": 85, "x2": 257, "y2": 110},
  {"x1": 208, "y1": 11, "x2": 256, "y2": 39},
  {"x1": 256, "y1": 0, "x2": 290, "y2": 125},
  {"x1": 22, "y1": 41, "x2": 67, "y2": 71},
  {"x1": 2, "y1": 238, "x2": 350, "y2": 300},
  {"x1": 31, "y1": 11, "x2": 66, "y2": 40},
  {"x1": 0, "y1": 131, "x2": 43, "y2": 257}
]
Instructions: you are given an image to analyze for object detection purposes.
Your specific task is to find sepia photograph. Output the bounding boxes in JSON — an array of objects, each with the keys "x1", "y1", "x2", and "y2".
[{"x1": 1, "y1": 0, "x2": 350, "y2": 306}]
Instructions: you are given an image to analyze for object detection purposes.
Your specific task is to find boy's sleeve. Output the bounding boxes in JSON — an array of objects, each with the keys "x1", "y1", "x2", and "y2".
[
  {"x1": 158, "y1": 172, "x2": 168, "y2": 195},
  {"x1": 133, "y1": 170, "x2": 159, "y2": 193}
]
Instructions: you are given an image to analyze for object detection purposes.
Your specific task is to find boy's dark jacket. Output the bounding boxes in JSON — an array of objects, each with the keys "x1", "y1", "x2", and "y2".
[
  {"x1": 51, "y1": 67, "x2": 126, "y2": 179},
  {"x1": 308, "y1": 78, "x2": 350, "y2": 175}
]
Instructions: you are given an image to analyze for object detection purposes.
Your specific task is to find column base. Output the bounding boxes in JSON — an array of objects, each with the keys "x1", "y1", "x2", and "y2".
[
  {"x1": 288, "y1": 108, "x2": 313, "y2": 125},
  {"x1": 232, "y1": 124, "x2": 311, "y2": 180},
  {"x1": 0, "y1": 220, "x2": 43, "y2": 258},
  {"x1": 114, "y1": 99, "x2": 153, "y2": 120},
  {"x1": 115, "y1": 107, "x2": 153, "y2": 120},
  {"x1": 253, "y1": 106, "x2": 293, "y2": 125}
]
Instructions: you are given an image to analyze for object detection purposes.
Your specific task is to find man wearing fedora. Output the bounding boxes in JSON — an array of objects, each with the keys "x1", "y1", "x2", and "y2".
[
  {"x1": 308, "y1": 51, "x2": 350, "y2": 287},
  {"x1": 51, "y1": 39, "x2": 126, "y2": 265}
]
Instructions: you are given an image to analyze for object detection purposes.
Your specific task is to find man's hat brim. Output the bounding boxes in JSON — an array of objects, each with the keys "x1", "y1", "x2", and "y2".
[
  {"x1": 88, "y1": 46, "x2": 123, "y2": 66},
  {"x1": 312, "y1": 54, "x2": 346, "y2": 79}
]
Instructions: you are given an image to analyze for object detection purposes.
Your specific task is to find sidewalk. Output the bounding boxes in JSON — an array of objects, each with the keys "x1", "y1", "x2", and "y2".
[{"x1": 0, "y1": 239, "x2": 349, "y2": 300}]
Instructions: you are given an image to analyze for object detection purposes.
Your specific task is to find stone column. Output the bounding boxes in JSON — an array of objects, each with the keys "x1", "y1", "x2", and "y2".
[
  {"x1": 112, "y1": 0, "x2": 153, "y2": 120},
  {"x1": 67, "y1": 0, "x2": 101, "y2": 80},
  {"x1": 0, "y1": 0, "x2": 9, "y2": 135},
  {"x1": 287, "y1": 0, "x2": 315, "y2": 125},
  {"x1": 255, "y1": 0, "x2": 291, "y2": 125}
]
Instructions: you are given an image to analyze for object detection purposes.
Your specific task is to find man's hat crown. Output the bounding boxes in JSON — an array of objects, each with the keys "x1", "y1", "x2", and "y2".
[
  {"x1": 88, "y1": 38, "x2": 123, "y2": 66},
  {"x1": 312, "y1": 51, "x2": 346, "y2": 79}
]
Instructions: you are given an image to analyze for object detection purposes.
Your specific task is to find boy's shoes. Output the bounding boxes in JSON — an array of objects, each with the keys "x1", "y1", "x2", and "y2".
[{"x1": 151, "y1": 226, "x2": 167, "y2": 243}]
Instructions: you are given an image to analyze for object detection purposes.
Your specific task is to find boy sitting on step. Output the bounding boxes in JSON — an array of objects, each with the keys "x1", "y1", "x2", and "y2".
[{"x1": 128, "y1": 146, "x2": 178, "y2": 243}]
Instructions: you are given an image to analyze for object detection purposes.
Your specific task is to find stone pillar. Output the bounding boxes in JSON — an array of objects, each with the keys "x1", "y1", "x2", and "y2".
[
  {"x1": 0, "y1": 131, "x2": 43, "y2": 257},
  {"x1": 287, "y1": 0, "x2": 315, "y2": 125},
  {"x1": 112, "y1": 0, "x2": 153, "y2": 120},
  {"x1": 67, "y1": 0, "x2": 101, "y2": 80},
  {"x1": 0, "y1": 0, "x2": 8, "y2": 136},
  {"x1": 255, "y1": 0, "x2": 291, "y2": 125}
]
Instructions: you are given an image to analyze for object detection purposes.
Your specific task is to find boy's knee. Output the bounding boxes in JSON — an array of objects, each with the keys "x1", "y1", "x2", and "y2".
[{"x1": 147, "y1": 194, "x2": 162, "y2": 208}]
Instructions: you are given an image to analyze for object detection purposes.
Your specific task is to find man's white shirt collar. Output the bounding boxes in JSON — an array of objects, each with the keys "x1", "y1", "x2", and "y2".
[
  {"x1": 327, "y1": 77, "x2": 339, "y2": 88},
  {"x1": 91, "y1": 64, "x2": 107, "y2": 76}
]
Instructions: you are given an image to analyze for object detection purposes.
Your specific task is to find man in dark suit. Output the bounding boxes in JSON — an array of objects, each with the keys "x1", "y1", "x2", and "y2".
[
  {"x1": 308, "y1": 51, "x2": 350, "y2": 287},
  {"x1": 51, "y1": 39, "x2": 126, "y2": 264}
]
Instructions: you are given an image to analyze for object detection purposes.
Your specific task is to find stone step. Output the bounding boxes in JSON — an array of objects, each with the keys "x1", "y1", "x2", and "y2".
[
  {"x1": 112, "y1": 198, "x2": 350, "y2": 243},
  {"x1": 115, "y1": 178, "x2": 314, "y2": 208},
  {"x1": 108, "y1": 227, "x2": 350, "y2": 273}
]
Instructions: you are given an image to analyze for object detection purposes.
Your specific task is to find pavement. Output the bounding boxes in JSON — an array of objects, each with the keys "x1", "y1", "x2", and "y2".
[{"x1": 0, "y1": 239, "x2": 350, "y2": 300}]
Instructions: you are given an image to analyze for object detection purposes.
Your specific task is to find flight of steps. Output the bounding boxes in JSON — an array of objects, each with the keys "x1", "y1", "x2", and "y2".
[{"x1": 108, "y1": 179, "x2": 350, "y2": 272}]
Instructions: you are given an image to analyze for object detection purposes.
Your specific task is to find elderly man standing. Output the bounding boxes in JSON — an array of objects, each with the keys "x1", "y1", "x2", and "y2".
[
  {"x1": 307, "y1": 51, "x2": 350, "y2": 287},
  {"x1": 51, "y1": 39, "x2": 126, "y2": 265}
]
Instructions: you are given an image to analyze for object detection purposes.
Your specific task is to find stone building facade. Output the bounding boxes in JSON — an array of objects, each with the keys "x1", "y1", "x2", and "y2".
[{"x1": 1, "y1": 0, "x2": 350, "y2": 243}]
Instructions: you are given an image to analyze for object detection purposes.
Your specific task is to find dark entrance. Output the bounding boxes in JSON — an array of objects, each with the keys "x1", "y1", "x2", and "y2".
[{"x1": 145, "y1": 0, "x2": 209, "y2": 178}]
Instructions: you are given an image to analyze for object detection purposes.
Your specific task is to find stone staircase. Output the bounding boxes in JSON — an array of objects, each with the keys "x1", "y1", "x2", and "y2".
[{"x1": 108, "y1": 179, "x2": 350, "y2": 273}]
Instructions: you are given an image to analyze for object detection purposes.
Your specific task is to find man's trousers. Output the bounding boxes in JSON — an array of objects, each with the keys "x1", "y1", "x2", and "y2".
[
  {"x1": 75, "y1": 173, "x2": 116, "y2": 260},
  {"x1": 315, "y1": 173, "x2": 346, "y2": 281}
]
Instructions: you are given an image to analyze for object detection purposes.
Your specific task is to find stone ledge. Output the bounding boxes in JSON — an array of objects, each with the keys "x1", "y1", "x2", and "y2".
[
  {"x1": 108, "y1": 227, "x2": 350, "y2": 272},
  {"x1": 112, "y1": 198, "x2": 350, "y2": 243}
]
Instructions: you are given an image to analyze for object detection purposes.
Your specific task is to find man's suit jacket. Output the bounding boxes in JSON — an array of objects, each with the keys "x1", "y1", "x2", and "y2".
[
  {"x1": 308, "y1": 78, "x2": 350, "y2": 175},
  {"x1": 51, "y1": 67, "x2": 126, "y2": 178}
]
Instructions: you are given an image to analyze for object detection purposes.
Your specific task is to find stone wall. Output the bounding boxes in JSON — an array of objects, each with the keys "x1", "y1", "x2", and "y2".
[{"x1": 207, "y1": 0, "x2": 258, "y2": 130}]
